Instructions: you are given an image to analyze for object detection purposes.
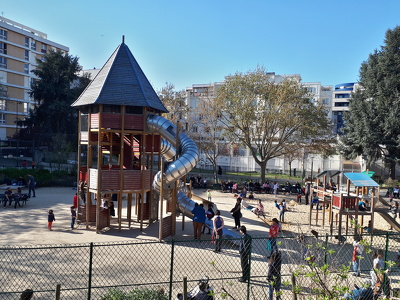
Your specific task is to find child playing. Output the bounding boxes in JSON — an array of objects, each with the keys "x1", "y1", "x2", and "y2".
[
  {"x1": 207, "y1": 189, "x2": 211, "y2": 201},
  {"x1": 70, "y1": 206, "x2": 76, "y2": 230},
  {"x1": 48, "y1": 209, "x2": 56, "y2": 231}
]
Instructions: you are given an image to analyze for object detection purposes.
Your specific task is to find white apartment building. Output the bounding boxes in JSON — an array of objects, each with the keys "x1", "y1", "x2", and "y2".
[
  {"x1": 185, "y1": 75, "x2": 340, "y2": 177},
  {"x1": 0, "y1": 16, "x2": 69, "y2": 140}
]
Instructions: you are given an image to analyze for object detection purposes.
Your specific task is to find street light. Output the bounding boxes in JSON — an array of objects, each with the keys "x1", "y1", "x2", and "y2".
[{"x1": 15, "y1": 101, "x2": 21, "y2": 167}]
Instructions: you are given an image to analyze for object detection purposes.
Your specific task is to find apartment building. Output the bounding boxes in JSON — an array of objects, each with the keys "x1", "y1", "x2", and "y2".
[
  {"x1": 331, "y1": 82, "x2": 359, "y2": 134},
  {"x1": 185, "y1": 75, "x2": 336, "y2": 175},
  {"x1": 0, "y1": 16, "x2": 69, "y2": 140}
]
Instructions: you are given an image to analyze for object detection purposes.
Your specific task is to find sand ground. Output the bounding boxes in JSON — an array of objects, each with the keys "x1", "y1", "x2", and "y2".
[{"x1": 0, "y1": 185, "x2": 393, "y2": 246}]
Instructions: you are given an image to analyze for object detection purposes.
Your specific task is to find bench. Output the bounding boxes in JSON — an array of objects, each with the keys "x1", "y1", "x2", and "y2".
[{"x1": 1, "y1": 193, "x2": 30, "y2": 207}]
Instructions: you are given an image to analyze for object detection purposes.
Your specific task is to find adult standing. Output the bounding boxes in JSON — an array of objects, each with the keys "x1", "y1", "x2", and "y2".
[
  {"x1": 196, "y1": 174, "x2": 202, "y2": 189},
  {"x1": 267, "y1": 251, "x2": 282, "y2": 300},
  {"x1": 370, "y1": 250, "x2": 385, "y2": 288},
  {"x1": 213, "y1": 210, "x2": 224, "y2": 253},
  {"x1": 352, "y1": 236, "x2": 364, "y2": 276},
  {"x1": 31, "y1": 161, "x2": 35, "y2": 169},
  {"x1": 230, "y1": 197, "x2": 242, "y2": 230},
  {"x1": 191, "y1": 203, "x2": 206, "y2": 240},
  {"x1": 238, "y1": 225, "x2": 251, "y2": 282},
  {"x1": 27, "y1": 174, "x2": 36, "y2": 198}
]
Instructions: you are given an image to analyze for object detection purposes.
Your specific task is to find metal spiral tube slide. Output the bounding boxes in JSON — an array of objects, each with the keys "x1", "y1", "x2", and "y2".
[{"x1": 147, "y1": 114, "x2": 240, "y2": 239}]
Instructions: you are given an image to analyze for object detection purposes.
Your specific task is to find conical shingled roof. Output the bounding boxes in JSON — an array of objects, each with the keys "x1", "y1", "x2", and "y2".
[{"x1": 71, "y1": 42, "x2": 168, "y2": 113}]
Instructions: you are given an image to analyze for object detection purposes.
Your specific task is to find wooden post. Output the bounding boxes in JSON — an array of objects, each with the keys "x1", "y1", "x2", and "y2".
[
  {"x1": 96, "y1": 105, "x2": 103, "y2": 233},
  {"x1": 371, "y1": 188, "x2": 375, "y2": 234},
  {"x1": 127, "y1": 193, "x2": 132, "y2": 228},
  {"x1": 118, "y1": 106, "x2": 126, "y2": 231},
  {"x1": 338, "y1": 193, "x2": 343, "y2": 238},
  {"x1": 158, "y1": 142, "x2": 164, "y2": 241}
]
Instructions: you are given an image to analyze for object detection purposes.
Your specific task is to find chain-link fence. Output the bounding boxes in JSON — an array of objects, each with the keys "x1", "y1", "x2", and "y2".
[{"x1": 1, "y1": 233, "x2": 400, "y2": 299}]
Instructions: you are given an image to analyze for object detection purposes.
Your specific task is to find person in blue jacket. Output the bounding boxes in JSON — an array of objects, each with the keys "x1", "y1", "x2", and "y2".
[{"x1": 191, "y1": 203, "x2": 206, "y2": 240}]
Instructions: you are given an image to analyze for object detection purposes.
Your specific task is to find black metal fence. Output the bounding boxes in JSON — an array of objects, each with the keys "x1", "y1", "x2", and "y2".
[{"x1": 1, "y1": 233, "x2": 400, "y2": 299}]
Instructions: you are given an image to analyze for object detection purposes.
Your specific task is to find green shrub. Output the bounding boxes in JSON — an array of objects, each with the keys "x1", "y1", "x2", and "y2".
[
  {"x1": 100, "y1": 287, "x2": 168, "y2": 300},
  {"x1": 382, "y1": 178, "x2": 400, "y2": 188},
  {"x1": 0, "y1": 168, "x2": 74, "y2": 187}
]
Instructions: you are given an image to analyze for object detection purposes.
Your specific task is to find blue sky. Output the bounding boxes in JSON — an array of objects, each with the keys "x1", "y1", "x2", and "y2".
[{"x1": 2, "y1": 1, "x2": 400, "y2": 91}]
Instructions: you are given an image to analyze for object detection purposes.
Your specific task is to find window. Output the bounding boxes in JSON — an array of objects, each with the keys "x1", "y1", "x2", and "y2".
[
  {"x1": 334, "y1": 102, "x2": 349, "y2": 107},
  {"x1": 24, "y1": 63, "x2": 29, "y2": 74},
  {"x1": 31, "y1": 40, "x2": 36, "y2": 51},
  {"x1": 0, "y1": 99, "x2": 5, "y2": 110},
  {"x1": 0, "y1": 42, "x2": 7, "y2": 54},
  {"x1": 25, "y1": 50, "x2": 29, "y2": 60},
  {"x1": 103, "y1": 105, "x2": 121, "y2": 113},
  {"x1": 0, "y1": 57, "x2": 7, "y2": 68},
  {"x1": 0, "y1": 114, "x2": 5, "y2": 124},
  {"x1": 322, "y1": 98, "x2": 330, "y2": 105},
  {"x1": 25, "y1": 37, "x2": 29, "y2": 47},
  {"x1": 0, "y1": 29, "x2": 7, "y2": 40},
  {"x1": 335, "y1": 93, "x2": 350, "y2": 98},
  {"x1": 41, "y1": 44, "x2": 47, "y2": 54}
]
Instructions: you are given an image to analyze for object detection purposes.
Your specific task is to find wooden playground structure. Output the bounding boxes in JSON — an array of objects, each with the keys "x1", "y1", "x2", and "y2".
[{"x1": 309, "y1": 171, "x2": 380, "y2": 237}]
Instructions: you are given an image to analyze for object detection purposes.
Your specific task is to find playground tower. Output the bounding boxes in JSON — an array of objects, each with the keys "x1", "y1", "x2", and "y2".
[{"x1": 71, "y1": 38, "x2": 168, "y2": 233}]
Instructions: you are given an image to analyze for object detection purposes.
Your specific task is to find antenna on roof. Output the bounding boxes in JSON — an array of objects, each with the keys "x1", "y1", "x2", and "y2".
[{"x1": 122, "y1": 35, "x2": 125, "y2": 44}]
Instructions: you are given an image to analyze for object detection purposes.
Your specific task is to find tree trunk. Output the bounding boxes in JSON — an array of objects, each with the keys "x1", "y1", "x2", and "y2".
[
  {"x1": 258, "y1": 161, "x2": 267, "y2": 183},
  {"x1": 389, "y1": 160, "x2": 396, "y2": 180},
  {"x1": 289, "y1": 162, "x2": 292, "y2": 177}
]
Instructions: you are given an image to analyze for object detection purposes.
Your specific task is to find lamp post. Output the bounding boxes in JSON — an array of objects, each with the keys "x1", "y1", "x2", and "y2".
[{"x1": 15, "y1": 101, "x2": 20, "y2": 167}]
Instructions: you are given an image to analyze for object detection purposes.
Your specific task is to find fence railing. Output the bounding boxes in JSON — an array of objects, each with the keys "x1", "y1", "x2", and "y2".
[{"x1": 1, "y1": 233, "x2": 399, "y2": 299}]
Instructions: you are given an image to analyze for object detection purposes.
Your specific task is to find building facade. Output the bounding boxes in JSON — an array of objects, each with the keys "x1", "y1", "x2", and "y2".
[
  {"x1": 184, "y1": 76, "x2": 336, "y2": 176},
  {"x1": 332, "y1": 82, "x2": 359, "y2": 134},
  {"x1": 0, "y1": 16, "x2": 68, "y2": 140}
]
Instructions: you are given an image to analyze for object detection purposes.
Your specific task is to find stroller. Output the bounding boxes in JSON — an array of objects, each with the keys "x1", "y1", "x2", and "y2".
[{"x1": 177, "y1": 276, "x2": 214, "y2": 300}]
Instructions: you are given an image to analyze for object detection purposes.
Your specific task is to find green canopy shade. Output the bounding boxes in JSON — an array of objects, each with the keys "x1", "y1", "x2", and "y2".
[{"x1": 361, "y1": 171, "x2": 375, "y2": 178}]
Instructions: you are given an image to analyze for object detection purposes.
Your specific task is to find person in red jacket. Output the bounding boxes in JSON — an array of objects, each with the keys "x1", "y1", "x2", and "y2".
[{"x1": 267, "y1": 218, "x2": 280, "y2": 258}]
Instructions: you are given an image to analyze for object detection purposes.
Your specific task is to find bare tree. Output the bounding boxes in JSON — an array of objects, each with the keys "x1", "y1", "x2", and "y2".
[
  {"x1": 215, "y1": 66, "x2": 332, "y2": 182},
  {"x1": 158, "y1": 82, "x2": 188, "y2": 124},
  {"x1": 187, "y1": 91, "x2": 228, "y2": 183}
]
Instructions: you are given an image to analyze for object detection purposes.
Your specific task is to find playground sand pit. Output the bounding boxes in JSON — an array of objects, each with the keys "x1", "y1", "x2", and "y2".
[
  {"x1": 1, "y1": 186, "x2": 399, "y2": 300},
  {"x1": 0, "y1": 186, "x2": 394, "y2": 245}
]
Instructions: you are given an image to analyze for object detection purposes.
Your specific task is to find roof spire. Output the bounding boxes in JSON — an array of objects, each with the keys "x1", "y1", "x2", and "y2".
[{"x1": 122, "y1": 35, "x2": 125, "y2": 44}]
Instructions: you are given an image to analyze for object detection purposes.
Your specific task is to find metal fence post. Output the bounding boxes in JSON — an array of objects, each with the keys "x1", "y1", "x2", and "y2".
[
  {"x1": 55, "y1": 284, "x2": 61, "y2": 300},
  {"x1": 169, "y1": 239, "x2": 175, "y2": 300},
  {"x1": 384, "y1": 232, "x2": 390, "y2": 267},
  {"x1": 247, "y1": 236, "x2": 252, "y2": 300},
  {"x1": 183, "y1": 276, "x2": 187, "y2": 300},
  {"x1": 88, "y1": 242, "x2": 94, "y2": 300}
]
